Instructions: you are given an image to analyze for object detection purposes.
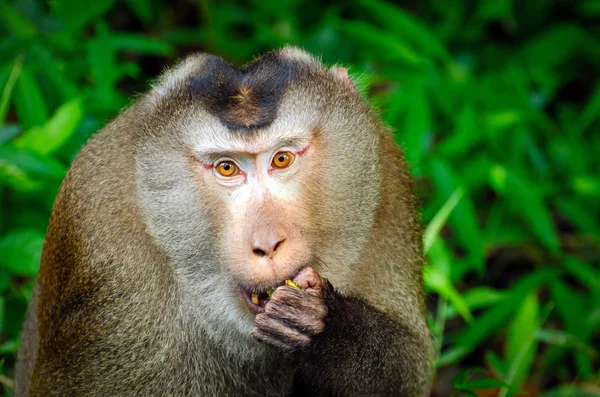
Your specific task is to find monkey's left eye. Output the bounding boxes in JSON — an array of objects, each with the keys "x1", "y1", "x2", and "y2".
[
  {"x1": 216, "y1": 161, "x2": 238, "y2": 177},
  {"x1": 272, "y1": 151, "x2": 295, "y2": 169}
]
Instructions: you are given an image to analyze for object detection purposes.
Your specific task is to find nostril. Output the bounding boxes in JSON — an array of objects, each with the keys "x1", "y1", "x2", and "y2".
[
  {"x1": 273, "y1": 239, "x2": 285, "y2": 253},
  {"x1": 251, "y1": 238, "x2": 285, "y2": 259}
]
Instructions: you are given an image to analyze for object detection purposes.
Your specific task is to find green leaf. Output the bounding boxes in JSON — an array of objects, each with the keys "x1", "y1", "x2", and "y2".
[
  {"x1": 522, "y1": 25, "x2": 584, "y2": 74},
  {"x1": 0, "y1": 125, "x2": 21, "y2": 144},
  {"x1": 459, "y1": 378, "x2": 512, "y2": 391},
  {"x1": 571, "y1": 83, "x2": 600, "y2": 136},
  {"x1": 562, "y1": 256, "x2": 600, "y2": 292},
  {"x1": 551, "y1": 281, "x2": 585, "y2": 337},
  {"x1": 0, "y1": 295, "x2": 4, "y2": 334},
  {"x1": 501, "y1": 292, "x2": 539, "y2": 397},
  {"x1": 551, "y1": 280, "x2": 592, "y2": 377},
  {"x1": 0, "y1": 146, "x2": 67, "y2": 179},
  {"x1": 0, "y1": 339, "x2": 19, "y2": 354},
  {"x1": 0, "y1": 229, "x2": 44, "y2": 276},
  {"x1": 51, "y1": 0, "x2": 117, "y2": 33},
  {"x1": 14, "y1": 98, "x2": 83, "y2": 155},
  {"x1": 398, "y1": 86, "x2": 430, "y2": 170},
  {"x1": 475, "y1": 0, "x2": 513, "y2": 21},
  {"x1": 27, "y1": 45, "x2": 79, "y2": 103},
  {"x1": 112, "y1": 34, "x2": 173, "y2": 56},
  {"x1": 485, "y1": 110, "x2": 523, "y2": 132},
  {"x1": 0, "y1": 3, "x2": 38, "y2": 40},
  {"x1": 0, "y1": 146, "x2": 66, "y2": 191},
  {"x1": 0, "y1": 270, "x2": 9, "y2": 292},
  {"x1": 578, "y1": 0, "x2": 600, "y2": 15},
  {"x1": 0, "y1": 53, "x2": 24, "y2": 124},
  {"x1": 430, "y1": 159, "x2": 484, "y2": 271},
  {"x1": 443, "y1": 270, "x2": 555, "y2": 364},
  {"x1": 357, "y1": 0, "x2": 449, "y2": 60},
  {"x1": 86, "y1": 22, "x2": 127, "y2": 111},
  {"x1": 485, "y1": 351, "x2": 508, "y2": 379},
  {"x1": 2, "y1": 296, "x2": 28, "y2": 338},
  {"x1": 424, "y1": 265, "x2": 473, "y2": 323},
  {"x1": 555, "y1": 198, "x2": 600, "y2": 236},
  {"x1": 426, "y1": 236, "x2": 452, "y2": 276},
  {"x1": 489, "y1": 165, "x2": 560, "y2": 253},
  {"x1": 125, "y1": 0, "x2": 154, "y2": 23},
  {"x1": 424, "y1": 187, "x2": 465, "y2": 253},
  {"x1": 452, "y1": 368, "x2": 511, "y2": 391},
  {"x1": 535, "y1": 329, "x2": 597, "y2": 357},
  {"x1": 445, "y1": 287, "x2": 507, "y2": 318},
  {"x1": 336, "y1": 21, "x2": 426, "y2": 67},
  {"x1": 540, "y1": 386, "x2": 600, "y2": 397},
  {"x1": 13, "y1": 68, "x2": 49, "y2": 130},
  {"x1": 572, "y1": 174, "x2": 600, "y2": 197},
  {"x1": 439, "y1": 105, "x2": 480, "y2": 157}
]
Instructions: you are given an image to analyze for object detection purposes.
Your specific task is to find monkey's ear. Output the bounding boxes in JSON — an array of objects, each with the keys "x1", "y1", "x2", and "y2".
[{"x1": 329, "y1": 66, "x2": 356, "y2": 91}]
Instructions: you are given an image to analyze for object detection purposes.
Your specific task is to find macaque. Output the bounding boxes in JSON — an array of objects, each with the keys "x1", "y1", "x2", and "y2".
[{"x1": 15, "y1": 47, "x2": 433, "y2": 396}]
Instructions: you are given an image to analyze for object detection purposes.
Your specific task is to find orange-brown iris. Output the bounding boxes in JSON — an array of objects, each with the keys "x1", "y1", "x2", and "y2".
[
  {"x1": 272, "y1": 151, "x2": 294, "y2": 169},
  {"x1": 216, "y1": 161, "x2": 238, "y2": 177}
]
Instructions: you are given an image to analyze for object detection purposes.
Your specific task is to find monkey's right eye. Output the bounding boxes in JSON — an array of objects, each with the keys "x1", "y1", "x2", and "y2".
[{"x1": 216, "y1": 161, "x2": 238, "y2": 177}]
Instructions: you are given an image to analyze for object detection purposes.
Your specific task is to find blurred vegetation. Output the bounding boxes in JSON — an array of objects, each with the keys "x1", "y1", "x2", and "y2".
[{"x1": 0, "y1": 0, "x2": 599, "y2": 395}]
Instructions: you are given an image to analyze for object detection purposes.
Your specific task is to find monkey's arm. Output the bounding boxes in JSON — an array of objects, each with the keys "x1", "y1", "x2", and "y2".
[{"x1": 293, "y1": 288, "x2": 428, "y2": 397}]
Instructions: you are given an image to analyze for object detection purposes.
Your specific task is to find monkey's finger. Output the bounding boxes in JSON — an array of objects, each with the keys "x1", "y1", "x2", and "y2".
[
  {"x1": 271, "y1": 285, "x2": 306, "y2": 302},
  {"x1": 265, "y1": 289, "x2": 327, "y2": 335},
  {"x1": 253, "y1": 315, "x2": 311, "y2": 351},
  {"x1": 266, "y1": 294, "x2": 328, "y2": 320},
  {"x1": 293, "y1": 267, "x2": 325, "y2": 291},
  {"x1": 251, "y1": 328, "x2": 298, "y2": 353},
  {"x1": 254, "y1": 313, "x2": 310, "y2": 343},
  {"x1": 271, "y1": 284, "x2": 326, "y2": 305},
  {"x1": 270, "y1": 287, "x2": 328, "y2": 315},
  {"x1": 264, "y1": 300, "x2": 326, "y2": 336},
  {"x1": 270, "y1": 287, "x2": 327, "y2": 318}
]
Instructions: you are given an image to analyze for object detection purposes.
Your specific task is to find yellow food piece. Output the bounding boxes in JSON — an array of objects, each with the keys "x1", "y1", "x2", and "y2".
[
  {"x1": 267, "y1": 288, "x2": 275, "y2": 298},
  {"x1": 251, "y1": 293, "x2": 260, "y2": 305},
  {"x1": 285, "y1": 279, "x2": 302, "y2": 290}
]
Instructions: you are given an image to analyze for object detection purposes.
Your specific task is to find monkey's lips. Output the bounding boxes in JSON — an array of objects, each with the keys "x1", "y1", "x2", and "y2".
[{"x1": 240, "y1": 286, "x2": 273, "y2": 314}]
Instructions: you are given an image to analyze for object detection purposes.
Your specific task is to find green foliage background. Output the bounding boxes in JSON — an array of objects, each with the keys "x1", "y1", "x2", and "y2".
[{"x1": 0, "y1": 0, "x2": 599, "y2": 395}]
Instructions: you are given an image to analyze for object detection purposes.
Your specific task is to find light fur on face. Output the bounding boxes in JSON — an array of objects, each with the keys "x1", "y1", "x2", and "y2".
[{"x1": 135, "y1": 48, "x2": 381, "y2": 351}]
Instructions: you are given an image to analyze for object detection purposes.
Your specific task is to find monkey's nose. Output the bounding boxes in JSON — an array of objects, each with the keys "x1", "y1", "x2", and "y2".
[{"x1": 252, "y1": 233, "x2": 285, "y2": 259}]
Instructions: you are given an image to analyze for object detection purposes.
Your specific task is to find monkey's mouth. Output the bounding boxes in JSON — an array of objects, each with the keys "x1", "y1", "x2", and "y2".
[
  {"x1": 240, "y1": 280, "x2": 301, "y2": 314},
  {"x1": 240, "y1": 286, "x2": 275, "y2": 314}
]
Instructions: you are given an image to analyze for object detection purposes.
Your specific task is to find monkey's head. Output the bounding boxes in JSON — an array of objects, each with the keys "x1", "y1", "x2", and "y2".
[{"x1": 135, "y1": 47, "x2": 381, "y2": 336}]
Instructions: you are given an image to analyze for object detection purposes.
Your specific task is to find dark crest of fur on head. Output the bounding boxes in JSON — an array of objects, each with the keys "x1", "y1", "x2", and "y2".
[{"x1": 185, "y1": 53, "x2": 300, "y2": 131}]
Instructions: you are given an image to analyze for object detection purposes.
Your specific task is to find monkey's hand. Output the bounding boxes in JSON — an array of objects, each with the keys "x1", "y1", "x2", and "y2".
[
  {"x1": 253, "y1": 267, "x2": 430, "y2": 396},
  {"x1": 251, "y1": 267, "x2": 328, "y2": 352}
]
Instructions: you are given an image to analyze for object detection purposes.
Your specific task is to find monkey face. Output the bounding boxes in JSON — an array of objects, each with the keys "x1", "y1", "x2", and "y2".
[
  {"x1": 136, "y1": 47, "x2": 381, "y2": 328},
  {"x1": 193, "y1": 125, "x2": 315, "y2": 296}
]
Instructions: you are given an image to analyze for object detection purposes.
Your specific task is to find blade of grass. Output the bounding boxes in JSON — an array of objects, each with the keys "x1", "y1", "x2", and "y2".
[
  {"x1": 424, "y1": 187, "x2": 465, "y2": 253},
  {"x1": 499, "y1": 293, "x2": 540, "y2": 397},
  {"x1": 424, "y1": 265, "x2": 473, "y2": 323},
  {"x1": 0, "y1": 53, "x2": 24, "y2": 124},
  {"x1": 499, "y1": 302, "x2": 554, "y2": 397}
]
